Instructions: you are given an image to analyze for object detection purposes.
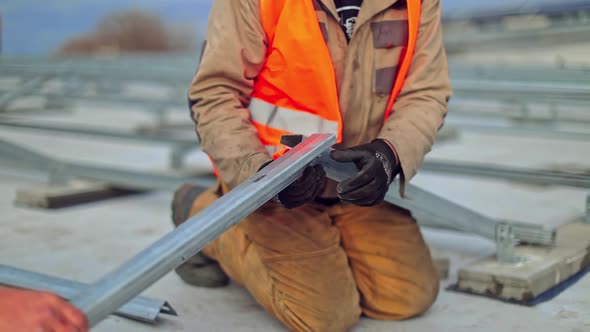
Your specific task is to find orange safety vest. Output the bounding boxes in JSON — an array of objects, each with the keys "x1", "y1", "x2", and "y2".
[{"x1": 249, "y1": 0, "x2": 422, "y2": 159}]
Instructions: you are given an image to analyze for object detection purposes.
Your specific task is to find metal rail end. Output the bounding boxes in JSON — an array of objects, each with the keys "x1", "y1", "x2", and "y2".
[{"x1": 161, "y1": 302, "x2": 177, "y2": 316}]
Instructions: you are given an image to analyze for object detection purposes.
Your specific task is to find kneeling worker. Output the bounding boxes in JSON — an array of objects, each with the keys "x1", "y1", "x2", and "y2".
[{"x1": 172, "y1": 0, "x2": 451, "y2": 331}]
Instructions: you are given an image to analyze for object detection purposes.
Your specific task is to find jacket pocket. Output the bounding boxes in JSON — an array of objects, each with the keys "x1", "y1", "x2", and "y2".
[{"x1": 371, "y1": 20, "x2": 408, "y2": 49}]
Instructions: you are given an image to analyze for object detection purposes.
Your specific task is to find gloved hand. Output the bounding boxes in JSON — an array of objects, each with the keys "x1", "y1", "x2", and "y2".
[
  {"x1": 330, "y1": 139, "x2": 400, "y2": 206},
  {"x1": 258, "y1": 161, "x2": 326, "y2": 209}
]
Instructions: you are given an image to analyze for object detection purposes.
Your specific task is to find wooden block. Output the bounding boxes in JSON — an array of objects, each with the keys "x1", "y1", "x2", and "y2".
[
  {"x1": 456, "y1": 221, "x2": 590, "y2": 301},
  {"x1": 15, "y1": 181, "x2": 141, "y2": 209}
]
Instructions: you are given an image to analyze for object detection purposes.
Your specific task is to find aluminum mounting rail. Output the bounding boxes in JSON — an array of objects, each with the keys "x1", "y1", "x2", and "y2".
[
  {"x1": 0, "y1": 63, "x2": 191, "y2": 85},
  {"x1": 451, "y1": 79, "x2": 590, "y2": 105},
  {"x1": 0, "y1": 76, "x2": 50, "y2": 110},
  {"x1": 0, "y1": 265, "x2": 176, "y2": 324},
  {"x1": 446, "y1": 121, "x2": 590, "y2": 142},
  {"x1": 444, "y1": 22, "x2": 590, "y2": 52},
  {"x1": 421, "y1": 160, "x2": 590, "y2": 189},
  {"x1": 449, "y1": 63, "x2": 590, "y2": 85},
  {"x1": 0, "y1": 117, "x2": 198, "y2": 146},
  {"x1": 0, "y1": 138, "x2": 214, "y2": 190},
  {"x1": 34, "y1": 90, "x2": 187, "y2": 110},
  {"x1": 70, "y1": 133, "x2": 336, "y2": 326}
]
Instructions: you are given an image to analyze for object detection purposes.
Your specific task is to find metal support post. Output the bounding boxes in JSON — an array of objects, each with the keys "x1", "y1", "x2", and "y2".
[
  {"x1": 70, "y1": 134, "x2": 336, "y2": 326},
  {"x1": 495, "y1": 223, "x2": 520, "y2": 263},
  {"x1": 585, "y1": 194, "x2": 590, "y2": 224},
  {"x1": 0, "y1": 265, "x2": 175, "y2": 324}
]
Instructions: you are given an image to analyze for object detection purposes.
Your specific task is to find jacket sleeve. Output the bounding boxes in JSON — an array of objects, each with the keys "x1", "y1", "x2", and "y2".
[
  {"x1": 377, "y1": 0, "x2": 452, "y2": 196},
  {"x1": 188, "y1": 0, "x2": 272, "y2": 189}
]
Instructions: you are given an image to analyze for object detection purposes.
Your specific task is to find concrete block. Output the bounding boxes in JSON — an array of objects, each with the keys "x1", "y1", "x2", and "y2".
[
  {"x1": 456, "y1": 221, "x2": 590, "y2": 301},
  {"x1": 15, "y1": 181, "x2": 141, "y2": 209}
]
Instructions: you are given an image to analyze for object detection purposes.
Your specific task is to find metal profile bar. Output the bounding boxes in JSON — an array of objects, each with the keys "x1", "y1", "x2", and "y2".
[
  {"x1": 421, "y1": 160, "x2": 590, "y2": 189},
  {"x1": 70, "y1": 133, "x2": 336, "y2": 326},
  {"x1": 35, "y1": 90, "x2": 186, "y2": 110},
  {"x1": 444, "y1": 22, "x2": 590, "y2": 52},
  {"x1": 0, "y1": 76, "x2": 48, "y2": 109},
  {"x1": 0, "y1": 265, "x2": 175, "y2": 324},
  {"x1": 451, "y1": 79, "x2": 590, "y2": 104},
  {"x1": 0, "y1": 139, "x2": 214, "y2": 190},
  {"x1": 0, "y1": 118, "x2": 198, "y2": 146},
  {"x1": 445, "y1": 122, "x2": 590, "y2": 142},
  {"x1": 0, "y1": 64, "x2": 190, "y2": 85},
  {"x1": 449, "y1": 64, "x2": 590, "y2": 85}
]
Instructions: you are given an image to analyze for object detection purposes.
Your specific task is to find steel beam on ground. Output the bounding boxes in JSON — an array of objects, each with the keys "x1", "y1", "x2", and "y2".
[
  {"x1": 445, "y1": 120, "x2": 590, "y2": 142},
  {"x1": 0, "y1": 76, "x2": 49, "y2": 110},
  {"x1": 0, "y1": 265, "x2": 175, "y2": 324},
  {"x1": 0, "y1": 63, "x2": 190, "y2": 86},
  {"x1": 30, "y1": 90, "x2": 186, "y2": 111},
  {"x1": 444, "y1": 22, "x2": 590, "y2": 52},
  {"x1": 421, "y1": 160, "x2": 590, "y2": 189},
  {"x1": 449, "y1": 63, "x2": 590, "y2": 85},
  {"x1": 0, "y1": 138, "x2": 214, "y2": 190},
  {"x1": 451, "y1": 79, "x2": 590, "y2": 106},
  {"x1": 0, "y1": 117, "x2": 198, "y2": 146},
  {"x1": 70, "y1": 133, "x2": 337, "y2": 326}
]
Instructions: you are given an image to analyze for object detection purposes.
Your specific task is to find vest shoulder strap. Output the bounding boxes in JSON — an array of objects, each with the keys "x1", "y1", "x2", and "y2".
[
  {"x1": 259, "y1": 0, "x2": 287, "y2": 43},
  {"x1": 385, "y1": 0, "x2": 421, "y2": 117}
]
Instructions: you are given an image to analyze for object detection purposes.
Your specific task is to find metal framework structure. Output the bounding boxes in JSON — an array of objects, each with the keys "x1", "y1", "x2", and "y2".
[
  {"x1": 0, "y1": 56, "x2": 587, "y2": 327},
  {"x1": 63, "y1": 134, "x2": 557, "y2": 327}
]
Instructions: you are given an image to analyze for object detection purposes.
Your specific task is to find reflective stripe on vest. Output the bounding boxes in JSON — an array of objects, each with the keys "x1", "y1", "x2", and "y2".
[{"x1": 249, "y1": 97, "x2": 339, "y2": 137}]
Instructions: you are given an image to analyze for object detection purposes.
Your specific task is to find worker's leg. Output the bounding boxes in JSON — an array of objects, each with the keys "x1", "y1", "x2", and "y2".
[
  {"x1": 332, "y1": 202, "x2": 439, "y2": 320},
  {"x1": 173, "y1": 183, "x2": 361, "y2": 332},
  {"x1": 172, "y1": 184, "x2": 229, "y2": 287}
]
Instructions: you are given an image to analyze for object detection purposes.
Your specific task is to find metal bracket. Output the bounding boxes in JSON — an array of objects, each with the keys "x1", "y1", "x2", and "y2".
[{"x1": 495, "y1": 223, "x2": 526, "y2": 263}]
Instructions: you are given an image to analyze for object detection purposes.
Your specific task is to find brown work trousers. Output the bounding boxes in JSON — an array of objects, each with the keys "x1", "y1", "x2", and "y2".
[{"x1": 185, "y1": 182, "x2": 439, "y2": 332}]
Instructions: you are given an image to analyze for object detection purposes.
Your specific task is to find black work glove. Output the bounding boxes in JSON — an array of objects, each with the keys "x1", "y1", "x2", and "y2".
[
  {"x1": 330, "y1": 139, "x2": 400, "y2": 206},
  {"x1": 258, "y1": 161, "x2": 326, "y2": 209}
]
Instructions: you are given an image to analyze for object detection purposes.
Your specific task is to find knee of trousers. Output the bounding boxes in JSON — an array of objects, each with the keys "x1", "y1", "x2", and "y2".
[
  {"x1": 259, "y1": 249, "x2": 362, "y2": 332},
  {"x1": 362, "y1": 263, "x2": 440, "y2": 321},
  {"x1": 276, "y1": 290, "x2": 361, "y2": 332}
]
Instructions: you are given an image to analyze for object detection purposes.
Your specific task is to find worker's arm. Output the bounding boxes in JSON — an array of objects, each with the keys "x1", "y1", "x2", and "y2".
[
  {"x1": 0, "y1": 286, "x2": 89, "y2": 332},
  {"x1": 377, "y1": 0, "x2": 452, "y2": 195},
  {"x1": 189, "y1": 0, "x2": 271, "y2": 189}
]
